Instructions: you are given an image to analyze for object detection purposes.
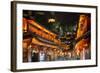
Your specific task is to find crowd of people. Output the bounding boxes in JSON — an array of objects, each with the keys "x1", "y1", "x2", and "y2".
[{"x1": 26, "y1": 45, "x2": 89, "y2": 62}]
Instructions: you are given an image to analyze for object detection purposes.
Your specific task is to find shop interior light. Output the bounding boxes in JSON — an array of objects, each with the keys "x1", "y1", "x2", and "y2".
[{"x1": 48, "y1": 18, "x2": 55, "y2": 23}]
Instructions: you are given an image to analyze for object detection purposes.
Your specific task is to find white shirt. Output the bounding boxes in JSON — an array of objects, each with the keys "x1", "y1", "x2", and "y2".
[{"x1": 39, "y1": 52, "x2": 45, "y2": 61}]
